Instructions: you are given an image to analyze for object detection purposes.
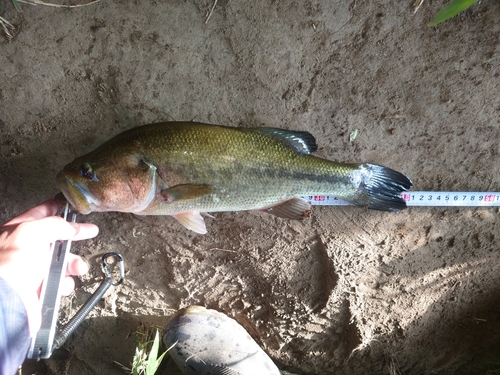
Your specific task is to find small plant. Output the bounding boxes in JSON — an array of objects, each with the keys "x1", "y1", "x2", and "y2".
[
  {"x1": 114, "y1": 326, "x2": 171, "y2": 375},
  {"x1": 131, "y1": 329, "x2": 168, "y2": 375},
  {"x1": 429, "y1": 0, "x2": 479, "y2": 26}
]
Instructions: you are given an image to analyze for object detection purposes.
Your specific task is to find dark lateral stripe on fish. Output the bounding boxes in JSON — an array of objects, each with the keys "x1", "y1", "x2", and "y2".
[
  {"x1": 231, "y1": 164, "x2": 411, "y2": 212},
  {"x1": 240, "y1": 167, "x2": 351, "y2": 185},
  {"x1": 255, "y1": 166, "x2": 410, "y2": 189}
]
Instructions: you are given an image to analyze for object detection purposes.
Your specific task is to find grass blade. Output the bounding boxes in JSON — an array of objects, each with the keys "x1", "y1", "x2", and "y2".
[
  {"x1": 145, "y1": 331, "x2": 160, "y2": 375},
  {"x1": 429, "y1": 0, "x2": 478, "y2": 26},
  {"x1": 11, "y1": 0, "x2": 22, "y2": 11}
]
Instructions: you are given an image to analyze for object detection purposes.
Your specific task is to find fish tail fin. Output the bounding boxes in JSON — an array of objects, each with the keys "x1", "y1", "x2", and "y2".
[{"x1": 352, "y1": 163, "x2": 412, "y2": 211}]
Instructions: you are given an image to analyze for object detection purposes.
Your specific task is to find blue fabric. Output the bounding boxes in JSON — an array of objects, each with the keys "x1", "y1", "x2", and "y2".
[{"x1": 0, "y1": 278, "x2": 30, "y2": 375}]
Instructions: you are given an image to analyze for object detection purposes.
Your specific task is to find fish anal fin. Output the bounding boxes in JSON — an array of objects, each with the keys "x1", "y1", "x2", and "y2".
[
  {"x1": 261, "y1": 197, "x2": 312, "y2": 220},
  {"x1": 173, "y1": 211, "x2": 207, "y2": 234},
  {"x1": 161, "y1": 184, "x2": 212, "y2": 202},
  {"x1": 249, "y1": 128, "x2": 318, "y2": 154}
]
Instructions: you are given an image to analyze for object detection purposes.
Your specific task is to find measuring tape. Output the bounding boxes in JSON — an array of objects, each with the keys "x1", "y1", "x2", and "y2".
[{"x1": 302, "y1": 192, "x2": 500, "y2": 207}]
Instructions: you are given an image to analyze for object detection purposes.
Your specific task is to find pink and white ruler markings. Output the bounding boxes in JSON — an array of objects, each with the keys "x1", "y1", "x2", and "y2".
[{"x1": 302, "y1": 192, "x2": 500, "y2": 207}]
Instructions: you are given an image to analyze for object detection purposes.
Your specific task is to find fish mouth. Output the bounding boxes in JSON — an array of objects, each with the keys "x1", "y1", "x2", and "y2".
[{"x1": 57, "y1": 176, "x2": 100, "y2": 214}]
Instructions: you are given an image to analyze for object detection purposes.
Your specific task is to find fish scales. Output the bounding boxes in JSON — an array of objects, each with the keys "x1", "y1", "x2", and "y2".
[{"x1": 129, "y1": 124, "x2": 356, "y2": 213}]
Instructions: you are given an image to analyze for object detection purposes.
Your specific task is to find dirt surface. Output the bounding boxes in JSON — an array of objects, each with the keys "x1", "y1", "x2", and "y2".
[{"x1": 1, "y1": 1, "x2": 500, "y2": 374}]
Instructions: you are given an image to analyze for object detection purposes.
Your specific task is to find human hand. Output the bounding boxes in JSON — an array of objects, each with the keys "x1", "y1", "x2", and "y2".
[{"x1": 0, "y1": 200, "x2": 99, "y2": 336}]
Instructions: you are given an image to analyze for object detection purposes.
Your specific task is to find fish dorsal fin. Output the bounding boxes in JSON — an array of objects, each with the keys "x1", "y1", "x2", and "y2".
[
  {"x1": 249, "y1": 127, "x2": 318, "y2": 154},
  {"x1": 261, "y1": 197, "x2": 312, "y2": 220},
  {"x1": 160, "y1": 184, "x2": 212, "y2": 202}
]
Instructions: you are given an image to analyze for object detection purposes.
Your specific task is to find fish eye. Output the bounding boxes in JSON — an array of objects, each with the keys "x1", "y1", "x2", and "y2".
[{"x1": 79, "y1": 163, "x2": 96, "y2": 181}]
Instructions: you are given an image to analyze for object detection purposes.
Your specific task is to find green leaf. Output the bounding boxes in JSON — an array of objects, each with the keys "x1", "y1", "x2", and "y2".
[
  {"x1": 485, "y1": 54, "x2": 500, "y2": 64},
  {"x1": 153, "y1": 351, "x2": 168, "y2": 374},
  {"x1": 11, "y1": 0, "x2": 22, "y2": 12},
  {"x1": 429, "y1": 0, "x2": 478, "y2": 26},
  {"x1": 145, "y1": 330, "x2": 164, "y2": 375}
]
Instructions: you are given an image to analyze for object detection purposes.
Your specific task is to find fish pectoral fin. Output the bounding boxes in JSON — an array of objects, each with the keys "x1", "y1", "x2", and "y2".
[
  {"x1": 261, "y1": 197, "x2": 313, "y2": 220},
  {"x1": 173, "y1": 211, "x2": 207, "y2": 234},
  {"x1": 160, "y1": 184, "x2": 212, "y2": 202}
]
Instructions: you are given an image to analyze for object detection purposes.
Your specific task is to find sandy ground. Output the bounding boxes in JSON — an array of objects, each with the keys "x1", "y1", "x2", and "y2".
[{"x1": 2, "y1": 1, "x2": 500, "y2": 374}]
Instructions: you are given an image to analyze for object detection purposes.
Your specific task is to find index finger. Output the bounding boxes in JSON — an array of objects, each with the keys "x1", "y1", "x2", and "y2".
[
  {"x1": 2, "y1": 200, "x2": 59, "y2": 226},
  {"x1": 16, "y1": 217, "x2": 99, "y2": 246}
]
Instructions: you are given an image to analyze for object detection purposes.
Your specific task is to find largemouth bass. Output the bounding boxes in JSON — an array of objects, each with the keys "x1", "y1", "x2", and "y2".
[{"x1": 57, "y1": 122, "x2": 412, "y2": 234}]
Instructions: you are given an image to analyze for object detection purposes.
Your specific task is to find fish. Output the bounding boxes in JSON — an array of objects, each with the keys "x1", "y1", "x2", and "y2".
[{"x1": 57, "y1": 122, "x2": 412, "y2": 234}]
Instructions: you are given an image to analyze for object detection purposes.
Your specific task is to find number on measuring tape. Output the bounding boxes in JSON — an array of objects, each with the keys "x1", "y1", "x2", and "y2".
[{"x1": 404, "y1": 192, "x2": 500, "y2": 206}]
